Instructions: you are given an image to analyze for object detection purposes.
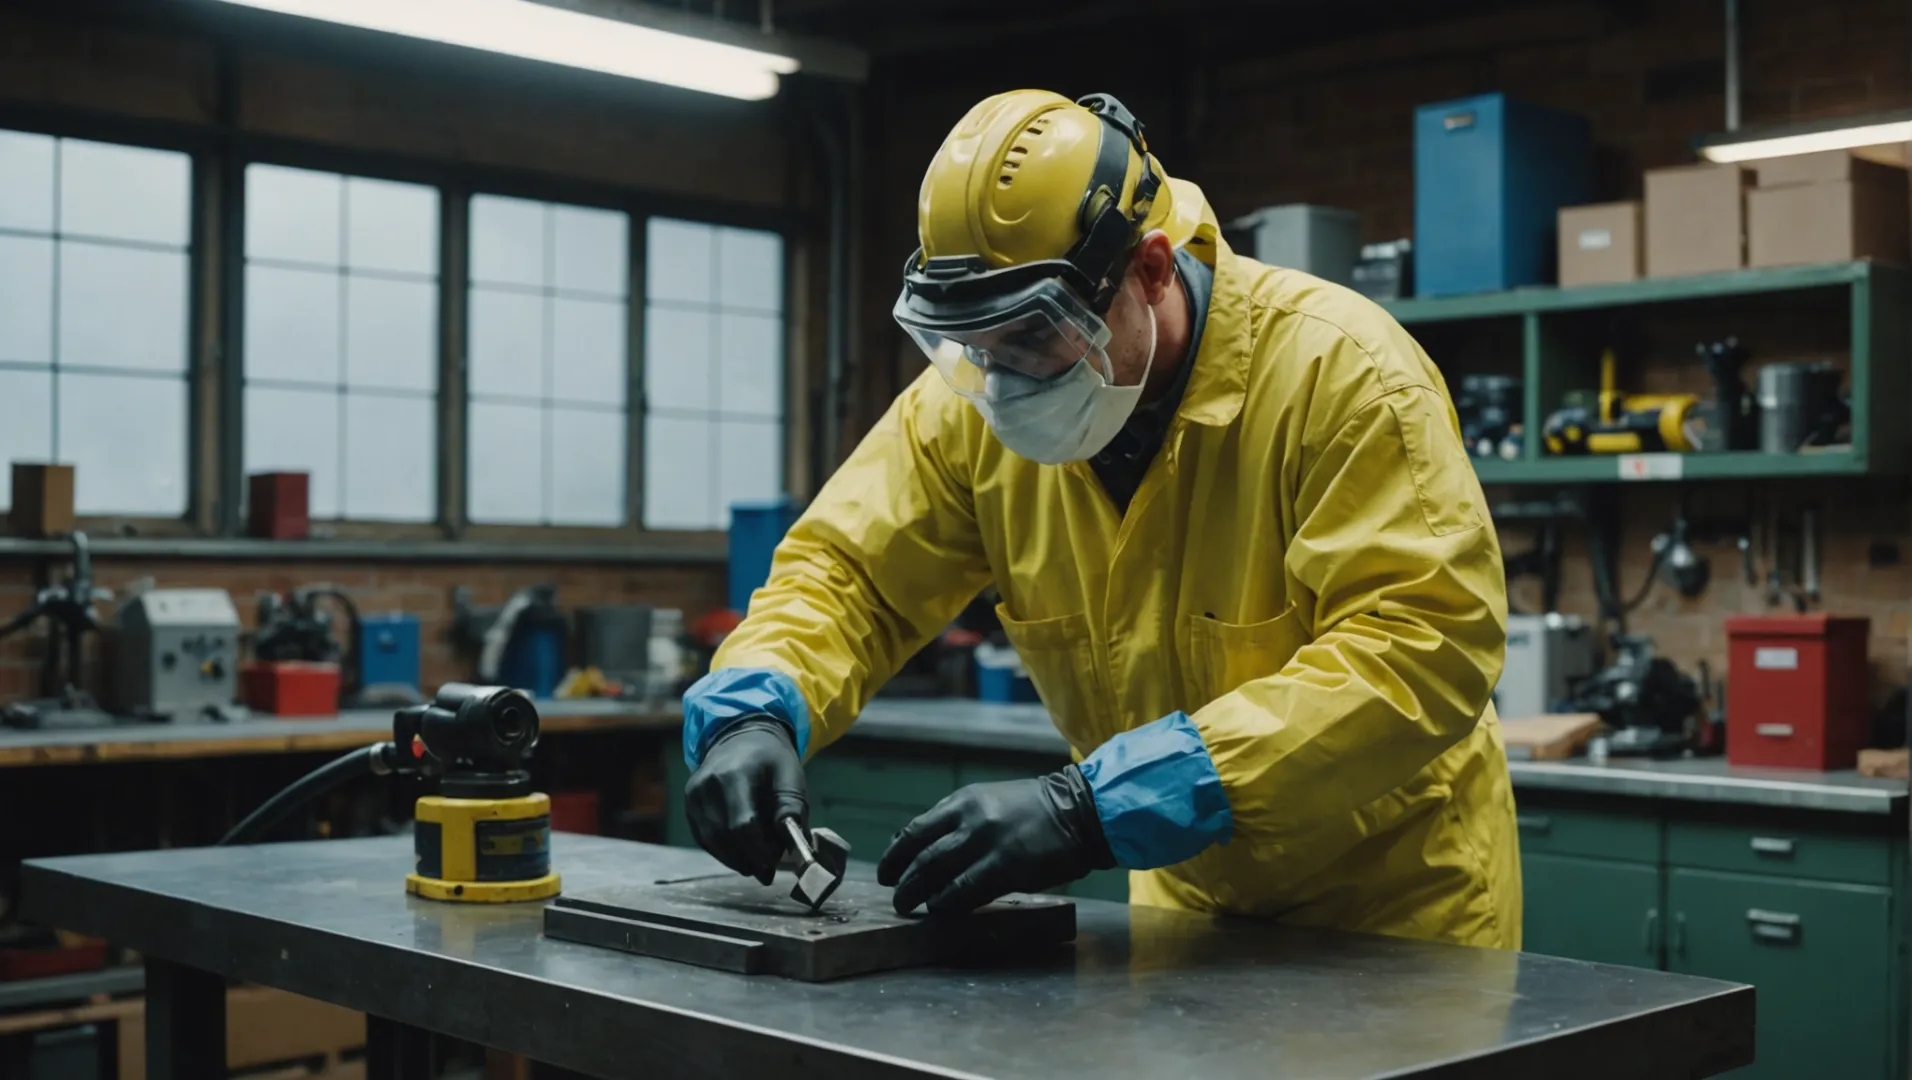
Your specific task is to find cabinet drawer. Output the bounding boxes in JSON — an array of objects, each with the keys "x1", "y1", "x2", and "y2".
[
  {"x1": 1668, "y1": 869, "x2": 1893, "y2": 1080},
  {"x1": 1512, "y1": 803, "x2": 1659, "y2": 861},
  {"x1": 1521, "y1": 853, "x2": 1663, "y2": 969},
  {"x1": 808, "y1": 752, "x2": 957, "y2": 811},
  {"x1": 1667, "y1": 820, "x2": 1891, "y2": 886}
]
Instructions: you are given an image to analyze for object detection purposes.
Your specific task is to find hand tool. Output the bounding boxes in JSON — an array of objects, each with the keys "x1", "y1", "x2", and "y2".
[{"x1": 779, "y1": 818, "x2": 849, "y2": 910}]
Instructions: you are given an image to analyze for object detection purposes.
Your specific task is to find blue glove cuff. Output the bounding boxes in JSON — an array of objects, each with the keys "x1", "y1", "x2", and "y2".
[
  {"x1": 681, "y1": 666, "x2": 812, "y2": 768},
  {"x1": 1077, "y1": 712, "x2": 1233, "y2": 870}
]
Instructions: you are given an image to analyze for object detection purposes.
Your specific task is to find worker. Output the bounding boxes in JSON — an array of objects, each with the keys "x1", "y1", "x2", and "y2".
[{"x1": 681, "y1": 90, "x2": 1519, "y2": 948}]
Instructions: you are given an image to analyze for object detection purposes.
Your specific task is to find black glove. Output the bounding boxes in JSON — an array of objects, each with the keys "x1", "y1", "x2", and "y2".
[
  {"x1": 877, "y1": 765, "x2": 1115, "y2": 916},
  {"x1": 685, "y1": 717, "x2": 806, "y2": 886}
]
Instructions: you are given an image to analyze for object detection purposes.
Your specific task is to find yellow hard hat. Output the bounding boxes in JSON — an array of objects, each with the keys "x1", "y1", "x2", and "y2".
[{"x1": 902, "y1": 90, "x2": 1200, "y2": 319}]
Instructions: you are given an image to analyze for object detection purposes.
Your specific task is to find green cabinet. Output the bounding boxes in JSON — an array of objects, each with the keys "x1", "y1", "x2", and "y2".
[
  {"x1": 1522, "y1": 852, "x2": 1662, "y2": 969},
  {"x1": 1668, "y1": 868, "x2": 1895, "y2": 1080}
]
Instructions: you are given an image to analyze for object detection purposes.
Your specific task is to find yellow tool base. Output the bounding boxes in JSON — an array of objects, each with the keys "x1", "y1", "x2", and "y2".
[{"x1": 406, "y1": 872, "x2": 561, "y2": 903}]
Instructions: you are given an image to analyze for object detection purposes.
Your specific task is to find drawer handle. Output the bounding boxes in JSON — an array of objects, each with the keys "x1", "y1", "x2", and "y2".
[
  {"x1": 1746, "y1": 908, "x2": 1802, "y2": 945},
  {"x1": 1755, "y1": 723, "x2": 1795, "y2": 739},
  {"x1": 1672, "y1": 912, "x2": 1687, "y2": 957},
  {"x1": 1516, "y1": 815, "x2": 1552, "y2": 835},
  {"x1": 1642, "y1": 907, "x2": 1660, "y2": 955},
  {"x1": 1749, "y1": 836, "x2": 1796, "y2": 857}
]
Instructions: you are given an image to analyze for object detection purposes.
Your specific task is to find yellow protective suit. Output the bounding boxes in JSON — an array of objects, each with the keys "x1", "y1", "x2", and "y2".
[{"x1": 713, "y1": 204, "x2": 1520, "y2": 950}]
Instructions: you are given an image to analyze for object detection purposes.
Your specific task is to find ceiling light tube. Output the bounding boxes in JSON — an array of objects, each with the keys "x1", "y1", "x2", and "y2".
[
  {"x1": 200, "y1": 0, "x2": 800, "y2": 100},
  {"x1": 1697, "y1": 109, "x2": 1912, "y2": 163}
]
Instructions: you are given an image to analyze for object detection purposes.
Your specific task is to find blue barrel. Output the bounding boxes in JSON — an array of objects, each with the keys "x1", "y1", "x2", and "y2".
[{"x1": 728, "y1": 498, "x2": 802, "y2": 614}]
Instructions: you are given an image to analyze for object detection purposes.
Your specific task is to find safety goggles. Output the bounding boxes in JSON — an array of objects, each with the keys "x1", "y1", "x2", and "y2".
[{"x1": 893, "y1": 257, "x2": 1116, "y2": 399}]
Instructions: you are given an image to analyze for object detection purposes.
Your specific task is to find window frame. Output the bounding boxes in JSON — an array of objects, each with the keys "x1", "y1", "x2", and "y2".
[{"x1": 0, "y1": 101, "x2": 804, "y2": 547}]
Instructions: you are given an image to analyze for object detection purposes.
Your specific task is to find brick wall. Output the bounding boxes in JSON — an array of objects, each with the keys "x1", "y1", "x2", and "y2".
[{"x1": 853, "y1": 0, "x2": 1912, "y2": 699}]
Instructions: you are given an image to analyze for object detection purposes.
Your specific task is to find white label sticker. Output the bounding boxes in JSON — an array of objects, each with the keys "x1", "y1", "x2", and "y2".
[
  {"x1": 1617, "y1": 454, "x2": 1683, "y2": 481},
  {"x1": 1755, "y1": 647, "x2": 1800, "y2": 671},
  {"x1": 1577, "y1": 228, "x2": 1614, "y2": 250}
]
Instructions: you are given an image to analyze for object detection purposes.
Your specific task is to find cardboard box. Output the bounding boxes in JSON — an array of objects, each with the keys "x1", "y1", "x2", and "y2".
[
  {"x1": 1755, "y1": 150, "x2": 1906, "y2": 188},
  {"x1": 1749, "y1": 178, "x2": 1910, "y2": 267},
  {"x1": 1557, "y1": 201, "x2": 1642, "y2": 286},
  {"x1": 9, "y1": 462, "x2": 74, "y2": 537},
  {"x1": 1645, "y1": 163, "x2": 1751, "y2": 277}
]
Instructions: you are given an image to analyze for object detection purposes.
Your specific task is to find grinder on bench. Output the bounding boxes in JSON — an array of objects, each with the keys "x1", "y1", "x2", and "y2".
[{"x1": 400, "y1": 684, "x2": 563, "y2": 903}]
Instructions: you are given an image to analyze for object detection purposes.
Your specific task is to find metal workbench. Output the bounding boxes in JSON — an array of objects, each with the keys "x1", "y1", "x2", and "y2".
[
  {"x1": 0, "y1": 698, "x2": 676, "y2": 768},
  {"x1": 847, "y1": 699, "x2": 1910, "y2": 814},
  {"x1": 21, "y1": 835, "x2": 1754, "y2": 1080}
]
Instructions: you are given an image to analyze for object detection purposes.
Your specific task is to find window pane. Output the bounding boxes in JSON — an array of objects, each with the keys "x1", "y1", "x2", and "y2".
[
  {"x1": 245, "y1": 265, "x2": 340, "y2": 386},
  {"x1": 643, "y1": 306, "x2": 711, "y2": 412},
  {"x1": 246, "y1": 385, "x2": 340, "y2": 518},
  {"x1": 716, "y1": 313, "x2": 781, "y2": 418},
  {"x1": 719, "y1": 227, "x2": 782, "y2": 312},
  {"x1": 717, "y1": 418, "x2": 781, "y2": 514},
  {"x1": 553, "y1": 205, "x2": 627, "y2": 296},
  {"x1": 550, "y1": 407, "x2": 623, "y2": 526},
  {"x1": 0, "y1": 370, "x2": 54, "y2": 508},
  {"x1": 346, "y1": 276, "x2": 435, "y2": 392},
  {"x1": 0, "y1": 130, "x2": 55, "y2": 233},
  {"x1": 646, "y1": 218, "x2": 713, "y2": 303},
  {"x1": 551, "y1": 297, "x2": 624, "y2": 406},
  {"x1": 0, "y1": 235, "x2": 53, "y2": 366},
  {"x1": 59, "y1": 373, "x2": 187, "y2": 515},
  {"x1": 59, "y1": 139, "x2": 189, "y2": 246},
  {"x1": 245, "y1": 164, "x2": 342, "y2": 266},
  {"x1": 346, "y1": 176, "x2": 436, "y2": 275},
  {"x1": 468, "y1": 288, "x2": 544, "y2": 399},
  {"x1": 59, "y1": 244, "x2": 187, "y2": 373},
  {"x1": 343, "y1": 393, "x2": 434, "y2": 521},
  {"x1": 467, "y1": 400, "x2": 544, "y2": 524},
  {"x1": 470, "y1": 195, "x2": 545, "y2": 287},
  {"x1": 643, "y1": 414, "x2": 713, "y2": 529}
]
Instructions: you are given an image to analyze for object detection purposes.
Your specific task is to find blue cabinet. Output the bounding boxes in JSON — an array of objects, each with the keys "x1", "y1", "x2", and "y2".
[{"x1": 1414, "y1": 93, "x2": 1590, "y2": 296}]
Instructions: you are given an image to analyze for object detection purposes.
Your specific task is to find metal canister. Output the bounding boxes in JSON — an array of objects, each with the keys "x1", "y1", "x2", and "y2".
[{"x1": 1757, "y1": 362, "x2": 1830, "y2": 454}]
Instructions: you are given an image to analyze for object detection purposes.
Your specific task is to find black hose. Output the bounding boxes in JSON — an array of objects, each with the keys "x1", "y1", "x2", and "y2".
[{"x1": 219, "y1": 743, "x2": 387, "y2": 846}]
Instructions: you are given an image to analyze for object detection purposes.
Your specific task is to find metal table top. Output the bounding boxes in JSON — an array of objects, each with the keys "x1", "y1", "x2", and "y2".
[
  {"x1": 21, "y1": 835, "x2": 1751, "y2": 1080},
  {"x1": 847, "y1": 699, "x2": 1908, "y2": 815},
  {"x1": 1506, "y1": 755, "x2": 1907, "y2": 815}
]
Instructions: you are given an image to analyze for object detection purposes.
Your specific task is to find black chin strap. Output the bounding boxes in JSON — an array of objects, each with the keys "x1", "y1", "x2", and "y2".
[{"x1": 1065, "y1": 93, "x2": 1162, "y2": 314}]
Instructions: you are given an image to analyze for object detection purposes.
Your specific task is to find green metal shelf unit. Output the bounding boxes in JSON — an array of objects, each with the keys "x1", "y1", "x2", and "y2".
[{"x1": 1382, "y1": 260, "x2": 1911, "y2": 484}]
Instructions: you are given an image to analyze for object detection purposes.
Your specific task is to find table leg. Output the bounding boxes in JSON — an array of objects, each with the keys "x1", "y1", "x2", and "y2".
[
  {"x1": 366, "y1": 1013, "x2": 439, "y2": 1079},
  {"x1": 145, "y1": 956, "x2": 225, "y2": 1080}
]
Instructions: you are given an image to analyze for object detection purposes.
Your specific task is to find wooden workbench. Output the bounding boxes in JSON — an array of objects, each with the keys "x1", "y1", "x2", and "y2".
[{"x1": 0, "y1": 699, "x2": 680, "y2": 768}]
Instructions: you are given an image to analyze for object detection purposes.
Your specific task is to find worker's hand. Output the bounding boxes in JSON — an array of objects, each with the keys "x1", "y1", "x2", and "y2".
[
  {"x1": 878, "y1": 766, "x2": 1115, "y2": 916},
  {"x1": 685, "y1": 717, "x2": 806, "y2": 886}
]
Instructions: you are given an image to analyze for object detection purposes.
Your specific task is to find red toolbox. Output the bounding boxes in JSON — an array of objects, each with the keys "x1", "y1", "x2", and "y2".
[
  {"x1": 1725, "y1": 615, "x2": 1871, "y2": 770},
  {"x1": 242, "y1": 661, "x2": 341, "y2": 717}
]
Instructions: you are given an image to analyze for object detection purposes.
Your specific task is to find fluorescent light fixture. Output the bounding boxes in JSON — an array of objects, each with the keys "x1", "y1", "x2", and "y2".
[
  {"x1": 1698, "y1": 109, "x2": 1912, "y2": 163},
  {"x1": 202, "y1": 0, "x2": 800, "y2": 100}
]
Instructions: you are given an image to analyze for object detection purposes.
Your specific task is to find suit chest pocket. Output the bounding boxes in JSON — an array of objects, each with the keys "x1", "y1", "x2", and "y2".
[
  {"x1": 1180, "y1": 605, "x2": 1310, "y2": 706},
  {"x1": 994, "y1": 603, "x2": 1107, "y2": 753}
]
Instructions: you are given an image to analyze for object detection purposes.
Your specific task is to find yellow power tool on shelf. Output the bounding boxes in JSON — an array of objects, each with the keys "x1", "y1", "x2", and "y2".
[{"x1": 1542, "y1": 348, "x2": 1699, "y2": 455}]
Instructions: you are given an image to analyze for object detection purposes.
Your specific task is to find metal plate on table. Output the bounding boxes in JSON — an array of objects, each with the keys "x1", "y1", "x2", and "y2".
[{"x1": 543, "y1": 872, "x2": 1075, "y2": 982}]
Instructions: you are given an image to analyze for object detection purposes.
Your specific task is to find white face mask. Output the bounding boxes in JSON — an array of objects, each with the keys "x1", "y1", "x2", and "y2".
[{"x1": 974, "y1": 305, "x2": 1157, "y2": 465}]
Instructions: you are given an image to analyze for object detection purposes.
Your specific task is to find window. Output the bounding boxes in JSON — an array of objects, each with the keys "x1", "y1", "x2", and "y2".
[
  {"x1": 242, "y1": 164, "x2": 440, "y2": 522},
  {"x1": 642, "y1": 218, "x2": 784, "y2": 530},
  {"x1": 466, "y1": 194, "x2": 629, "y2": 527},
  {"x1": 0, "y1": 130, "x2": 191, "y2": 516}
]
